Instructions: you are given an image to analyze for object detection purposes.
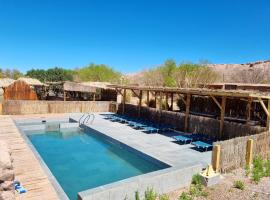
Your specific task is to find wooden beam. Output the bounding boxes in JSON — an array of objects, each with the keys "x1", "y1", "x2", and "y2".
[
  {"x1": 266, "y1": 99, "x2": 270, "y2": 131},
  {"x1": 246, "y1": 98, "x2": 252, "y2": 123},
  {"x1": 165, "y1": 93, "x2": 168, "y2": 110},
  {"x1": 171, "y1": 92, "x2": 174, "y2": 111},
  {"x1": 219, "y1": 96, "x2": 226, "y2": 138},
  {"x1": 115, "y1": 88, "x2": 123, "y2": 96},
  {"x1": 138, "y1": 90, "x2": 142, "y2": 117},
  {"x1": 146, "y1": 90, "x2": 150, "y2": 106},
  {"x1": 178, "y1": 94, "x2": 187, "y2": 105},
  {"x1": 184, "y1": 94, "x2": 191, "y2": 132},
  {"x1": 63, "y1": 91, "x2": 66, "y2": 101},
  {"x1": 154, "y1": 92, "x2": 157, "y2": 109},
  {"x1": 258, "y1": 98, "x2": 270, "y2": 117},
  {"x1": 122, "y1": 89, "x2": 126, "y2": 115},
  {"x1": 159, "y1": 92, "x2": 163, "y2": 111},
  {"x1": 131, "y1": 89, "x2": 140, "y2": 98},
  {"x1": 210, "y1": 95, "x2": 222, "y2": 110}
]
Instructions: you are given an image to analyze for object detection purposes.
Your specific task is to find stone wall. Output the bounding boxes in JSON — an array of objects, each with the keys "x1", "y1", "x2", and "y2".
[
  {"x1": 118, "y1": 104, "x2": 266, "y2": 140},
  {"x1": 0, "y1": 141, "x2": 15, "y2": 200},
  {"x1": 2, "y1": 100, "x2": 115, "y2": 115}
]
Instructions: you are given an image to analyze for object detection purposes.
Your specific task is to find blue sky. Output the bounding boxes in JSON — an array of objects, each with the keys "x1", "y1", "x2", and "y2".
[{"x1": 0, "y1": 0, "x2": 269, "y2": 73}]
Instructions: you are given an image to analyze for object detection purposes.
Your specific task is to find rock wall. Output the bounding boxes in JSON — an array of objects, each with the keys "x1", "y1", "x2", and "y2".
[{"x1": 0, "y1": 141, "x2": 15, "y2": 200}]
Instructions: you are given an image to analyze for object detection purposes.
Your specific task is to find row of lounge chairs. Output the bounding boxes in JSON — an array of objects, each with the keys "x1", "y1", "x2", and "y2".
[
  {"x1": 102, "y1": 114, "x2": 213, "y2": 151},
  {"x1": 173, "y1": 133, "x2": 214, "y2": 151},
  {"x1": 104, "y1": 114, "x2": 172, "y2": 133}
]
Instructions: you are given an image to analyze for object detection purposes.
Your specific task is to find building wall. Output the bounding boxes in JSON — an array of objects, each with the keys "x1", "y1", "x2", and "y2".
[
  {"x1": 2, "y1": 100, "x2": 114, "y2": 115},
  {"x1": 4, "y1": 80, "x2": 38, "y2": 100}
]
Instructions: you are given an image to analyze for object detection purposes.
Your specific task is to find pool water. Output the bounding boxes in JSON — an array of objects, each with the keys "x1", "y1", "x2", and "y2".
[{"x1": 27, "y1": 128, "x2": 165, "y2": 200}]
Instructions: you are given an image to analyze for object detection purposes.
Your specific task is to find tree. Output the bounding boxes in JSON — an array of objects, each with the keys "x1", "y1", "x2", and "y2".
[
  {"x1": 26, "y1": 67, "x2": 74, "y2": 82},
  {"x1": 76, "y1": 63, "x2": 121, "y2": 83}
]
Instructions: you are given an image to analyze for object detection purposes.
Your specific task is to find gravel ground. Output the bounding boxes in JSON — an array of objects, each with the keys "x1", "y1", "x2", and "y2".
[{"x1": 166, "y1": 168, "x2": 270, "y2": 200}]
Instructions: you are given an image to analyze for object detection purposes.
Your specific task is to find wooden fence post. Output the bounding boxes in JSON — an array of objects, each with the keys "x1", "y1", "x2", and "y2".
[
  {"x1": 212, "y1": 144, "x2": 221, "y2": 172},
  {"x1": 246, "y1": 139, "x2": 254, "y2": 166}
]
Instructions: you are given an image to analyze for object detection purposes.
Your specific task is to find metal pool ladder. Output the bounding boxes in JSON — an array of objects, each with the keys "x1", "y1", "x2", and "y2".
[{"x1": 79, "y1": 113, "x2": 95, "y2": 125}]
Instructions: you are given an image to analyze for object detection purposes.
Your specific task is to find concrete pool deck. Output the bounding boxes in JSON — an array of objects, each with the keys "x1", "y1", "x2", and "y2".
[{"x1": 70, "y1": 113, "x2": 211, "y2": 168}]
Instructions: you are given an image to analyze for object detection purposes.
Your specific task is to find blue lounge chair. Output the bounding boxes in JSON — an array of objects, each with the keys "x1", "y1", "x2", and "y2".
[
  {"x1": 14, "y1": 181, "x2": 27, "y2": 194},
  {"x1": 144, "y1": 126, "x2": 159, "y2": 133},
  {"x1": 173, "y1": 135, "x2": 193, "y2": 144},
  {"x1": 191, "y1": 141, "x2": 213, "y2": 151}
]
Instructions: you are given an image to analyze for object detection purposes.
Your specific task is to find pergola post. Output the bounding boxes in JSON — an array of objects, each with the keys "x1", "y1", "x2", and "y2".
[
  {"x1": 138, "y1": 90, "x2": 142, "y2": 117},
  {"x1": 159, "y1": 92, "x2": 162, "y2": 111},
  {"x1": 220, "y1": 96, "x2": 226, "y2": 138},
  {"x1": 122, "y1": 89, "x2": 126, "y2": 115},
  {"x1": 93, "y1": 93, "x2": 96, "y2": 101},
  {"x1": 267, "y1": 99, "x2": 270, "y2": 131},
  {"x1": 246, "y1": 98, "x2": 252, "y2": 123},
  {"x1": 154, "y1": 92, "x2": 157, "y2": 109},
  {"x1": 165, "y1": 93, "x2": 168, "y2": 110},
  {"x1": 171, "y1": 93, "x2": 174, "y2": 111},
  {"x1": 184, "y1": 94, "x2": 191, "y2": 132},
  {"x1": 63, "y1": 91, "x2": 66, "y2": 101},
  {"x1": 146, "y1": 90, "x2": 150, "y2": 106}
]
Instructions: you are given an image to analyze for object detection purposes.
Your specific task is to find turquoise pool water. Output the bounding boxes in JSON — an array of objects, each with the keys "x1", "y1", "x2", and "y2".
[{"x1": 26, "y1": 128, "x2": 165, "y2": 200}]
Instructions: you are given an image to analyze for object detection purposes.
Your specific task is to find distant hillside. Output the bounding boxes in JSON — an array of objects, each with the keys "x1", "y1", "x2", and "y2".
[{"x1": 208, "y1": 60, "x2": 270, "y2": 83}]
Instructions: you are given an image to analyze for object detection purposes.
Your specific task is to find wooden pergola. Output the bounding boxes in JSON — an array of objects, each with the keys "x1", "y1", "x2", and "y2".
[{"x1": 110, "y1": 85, "x2": 270, "y2": 137}]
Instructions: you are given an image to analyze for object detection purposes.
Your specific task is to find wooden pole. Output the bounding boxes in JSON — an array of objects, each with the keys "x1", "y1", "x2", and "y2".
[
  {"x1": 212, "y1": 145, "x2": 221, "y2": 172},
  {"x1": 138, "y1": 90, "x2": 142, "y2": 117},
  {"x1": 219, "y1": 96, "x2": 226, "y2": 139},
  {"x1": 246, "y1": 98, "x2": 252, "y2": 123},
  {"x1": 159, "y1": 92, "x2": 162, "y2": 111},
  {"x1": 171, "y1": 92, "x2": 174, "y2": 111},
  {"x1": 146, "y1": 90, "x2": 149, "y2": 106},
  {"x1": 184, "y1": 94, "x2": 191, "y2": 132},
  {"x1": 267, "y1": 99, "x2": 270, "y2": 131},
  {"x1": 64, "y1": 91, "x2": 66, "y2": 101},
  {"x1": 154, "y1": 92, "x2": 157, "y2": 109},
  {"x1": 122, "y1": 89, "x2": 126, "y2": 115},
  {"x1": 246, "y1": 139, "x2": 253, "y2": 167},
  {"x1": 93, "y1": 93, "x2": 96, "y2": 101},
  {"x1": 165, "y1": 93, "x2": 168, "y2": 110}
]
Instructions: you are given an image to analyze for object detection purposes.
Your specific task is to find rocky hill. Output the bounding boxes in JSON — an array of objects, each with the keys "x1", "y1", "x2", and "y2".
[{"x1": 208, "y1": 60, "x2": 270, "y2": 83}]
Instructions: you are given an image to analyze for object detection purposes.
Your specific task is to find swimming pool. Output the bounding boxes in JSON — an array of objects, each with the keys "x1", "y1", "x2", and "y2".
[{"x1": 25, "y1": 127, "x2": 167, "y2": 200}]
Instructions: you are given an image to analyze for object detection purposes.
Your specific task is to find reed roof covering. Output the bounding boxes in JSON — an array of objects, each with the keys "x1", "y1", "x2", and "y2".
[
  {"x1": 110, "y1": 85, "x2": 270, "y2": 99},
  {"x1": 63, "y1": 81, "x2": 96, "y2": 93}
]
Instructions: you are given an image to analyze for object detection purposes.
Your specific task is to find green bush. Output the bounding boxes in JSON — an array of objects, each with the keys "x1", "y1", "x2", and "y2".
[
  {"x1": 252, "y1": 157, "x2": 265, "y2": 183},
  {"x1": 178, "y1": 192, "x2": 192, "y2": 200},
  {"x1": 159, "y1": 194, "x2": 169, "y2": 200},
  {"x1": 264, "y1": 159, "x2": 270, "y2": 177},
  {"x1": 233, "y1": 180, "x2": 245, "y2": 190},
  {"x1": 144, "y1": 187, "x2": 157, "y2": 200},
  {"x1": 191, "y1": 174, "x2": 203, "y2": 186},
  {"x1": 135, "y1": 190, "x2": 140, "y2": 200}
]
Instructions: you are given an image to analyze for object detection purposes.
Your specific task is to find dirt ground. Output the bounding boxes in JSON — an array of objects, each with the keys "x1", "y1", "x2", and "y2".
[{"x1": 167, "y1": 169, "x2": 270, "y2": 200}]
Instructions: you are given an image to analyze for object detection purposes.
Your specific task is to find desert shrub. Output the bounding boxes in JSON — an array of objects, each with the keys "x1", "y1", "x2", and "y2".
[
  {"x1": 233, "y1": 180, "x2": 245, "y2": 190},
  {"x1": 264, "y1": 159, "x2": 270, "y2": 177},
  {"x1": 178, "y1": 192, "x2": 192, "y2": 200},
  {"x1": 135, "y1": 190, "x2": 140, "y2": 200},
  {"x1": 159, "y1": 194, "x2": 170, "y2": 200},
  {"x1": 144, "y1": 187, "x2": 158, "y2": 200},
  {"x1": 252, "y1": 156, "x2": 265, "y2": 183},
  {"x1": 191, "y1": 174, "x2": 203, "y2": 186}
]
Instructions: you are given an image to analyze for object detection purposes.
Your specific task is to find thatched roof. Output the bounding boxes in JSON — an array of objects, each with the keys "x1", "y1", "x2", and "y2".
[
  {"x1": 63, "y1": 81, "x2": 96, "y2": 93},
  {"x1": 0, "y1": 78, "x2": 15, "y2": 88},
  {"x1": 17, "y1": 77, "x2": 45, "y2": 86},
  {"x1": 81, "y1": 81, "x2": 112, "y2": 89}
]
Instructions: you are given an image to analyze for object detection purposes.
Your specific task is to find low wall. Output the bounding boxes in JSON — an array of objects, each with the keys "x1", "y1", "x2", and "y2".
[
  {"x1": 214, "y1": 131, "x2": 270, "y2": 172},
  {"x1": 2, "y1": 100, "x2": 115, "y2": 115},
  {"x1": 118, "y1": 104, "x2": 265, "y2": 140}
]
